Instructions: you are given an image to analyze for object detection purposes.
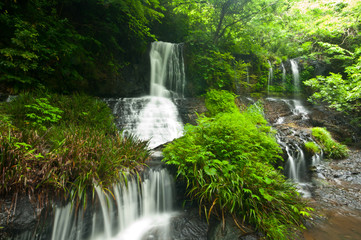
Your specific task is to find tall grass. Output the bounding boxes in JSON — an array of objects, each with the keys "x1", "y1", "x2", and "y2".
[{"x1": 0, "y1": 91, "x2": 150, "y2": 202}]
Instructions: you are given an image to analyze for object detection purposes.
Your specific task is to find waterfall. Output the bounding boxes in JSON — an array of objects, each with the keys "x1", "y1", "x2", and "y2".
[
  {"x1": 246, "y1": 66, "x2": 250, "y2": 85},
  {"x1": 290, "y1": 59, "x2": 300, "y2": 95},
  {"x1": 105, "y1": 41, "x2": 184, "y2": 149},
  {"x1": 48, "y1": 169, "x2": 176, "y2": 240},
  {"x1": 149, "y1": 42, "x2": 186, "y2": 98},
  {"x1": 267, "y1": 60, "x2": 273, "y2": 95},
  {"x1": 13, "y1": 41, "x2": 185, "y2": 240},
  {"x1": 281, "y1": 63, "x2": 286, "y2": 89},
  {"x1": 268, "y1": 97, "x2": 323, "y2": 197}
]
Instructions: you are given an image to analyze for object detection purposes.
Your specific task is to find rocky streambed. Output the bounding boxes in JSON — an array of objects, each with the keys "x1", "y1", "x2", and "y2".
[{"x1": 263, "y1": 97, "x2": 361, "y2": 239}]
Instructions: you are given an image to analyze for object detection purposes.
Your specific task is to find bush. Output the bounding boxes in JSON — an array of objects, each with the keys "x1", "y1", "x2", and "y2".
[
  {"x1": 163, "y1": 96, "x2": 311, "y2": 239},
  {"x1": 304, "y1": 141, "x2": 321, "y2": 155},
  {"x1": 204, "y1": 89, "x2": 239, "y2": 116},
  {"x1": 0, "y1": 92, "x2": 150, "y2": 201},
  {"x1": 311, "y1": 127, "x2": 349, "y2": 159}
]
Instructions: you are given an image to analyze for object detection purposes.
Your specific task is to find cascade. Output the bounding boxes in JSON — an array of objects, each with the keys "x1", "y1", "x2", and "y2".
[
  {"x1": 267, "y1": 97, "x2": 323, "y2": 197},
  {"x1": 290, "y1": 59, "x2": 300, "y2": 95},
  {"x1": 105, "y1": 41, "x2": 185, "y2": 149},
  {"x1": 281, "y1": 63, "x2": 286, "y2": 89},
  {"x1": 48, "y1": 169, "x2": 176, "y2": 240},
  {"x1": 267, "y1": 60, "x2": 273, "y2": 95},
  {"x1": 246, "y1": 66, "x2": 250, "y2": 85},
  {"x1": 149, "y1": 42, "x2": 186, "y2": 98}
]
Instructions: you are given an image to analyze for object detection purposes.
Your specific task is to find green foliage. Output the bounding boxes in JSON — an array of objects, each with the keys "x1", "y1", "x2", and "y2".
[
  {"x1": 311, "y1": 127, "x2": 349, "y2": 159},
  {"x1": 204, "y1": 89, "x2": 239, "y2": 116},
  {"x1": 163, "y1": 95, "x2": 310, "y2": 239},
  {"x1": 304, "y1": 141, "x2": 321, "y2": 155},
  {"x1": 0, "y1": 0, "x2": 163, "y2": 92},
  {"x1": 304, "y1": 73, "x2": 351, "y2": 111},
  {"x1": 25, "y1": 97, "x2": 63, "y2": 131},
  {"x1": 187, "y1": 44, "x2": 248, "y2": 93},
  {"x1": 0, "y1": 92, "x2": 150, "y2": 200},
  {"x1": 305, "y1": 48, "x2": 361, "y2": 115}
]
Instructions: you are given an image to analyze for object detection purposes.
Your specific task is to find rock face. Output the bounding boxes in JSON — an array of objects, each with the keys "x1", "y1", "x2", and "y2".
[
  {"x1": 175, "y1": 97, "x2": 207, "y2": 125},
  {"x1": 92, "y1": 54, "x2": 150, "y2": 98},
  {"x1": 0, "y1": 194, "x2": 50, "y2": 239},
  {"x1": 308, "y1": 105, "x2": 361, "y2": 144}
]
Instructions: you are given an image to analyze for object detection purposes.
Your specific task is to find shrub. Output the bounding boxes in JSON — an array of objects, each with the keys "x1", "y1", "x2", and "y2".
[
  {"x1": 204, "y1": 89, "x2": 239, "y2": 116},
  {"x1": 304, "y1": 141, "x2": 321, "y2": 155},
  {"x1": 311, "y1": 127, "x2": 349, "y2": 159},
  {"x1": 163, "y1": 99, "x2": 311, "y2": 239}
]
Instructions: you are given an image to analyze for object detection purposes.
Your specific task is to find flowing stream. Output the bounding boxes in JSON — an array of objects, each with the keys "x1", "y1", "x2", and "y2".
[{"x1": 267, "y1": 60, "x2": 273, "y2": 95}]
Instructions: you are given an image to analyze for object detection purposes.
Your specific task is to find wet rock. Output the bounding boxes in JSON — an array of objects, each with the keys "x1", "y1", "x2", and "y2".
[
  {"x1": 169, "y1": 209, "x2": 208, "y2": 240},
  {"x1": 175, "y1": 98, "x2": 207, "y2": 125},
  {"x1": 208, "y1": 215, "x2": 260, "y2": 240},
  {"x1": 311, "y1": 149, "x2": 361, "y2": 211},
  {"x1": 308, "y1": 106, "x2": 361, "y2": 144},
  {"x1": 0, "y1": 194, "x2": 50, "y2": 239}
]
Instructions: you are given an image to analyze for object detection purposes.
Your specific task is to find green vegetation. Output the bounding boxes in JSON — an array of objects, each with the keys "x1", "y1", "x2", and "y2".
[
  {"x1": 304, "y1": 141, "x2": 321, "y2": 155},
  {"x1": 0, "y1": 92, "x2": 150, "y2": 201},
  {"x1": 311, "y1": 127, "x2": 349, "y2": 159},
  {"x1": 0, "y1": 0, "x2": 163, "y2": 93},
  {"x1": 163, "y1": 90, "x2": 311, "y2": 239},
  {"x1": 204, "y1": 89, "x2": 239, "y2": 116}
]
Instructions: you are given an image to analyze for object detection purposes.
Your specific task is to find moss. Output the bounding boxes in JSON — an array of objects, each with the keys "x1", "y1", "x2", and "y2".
[
  {"x1": 304, "y1": 141, "x2": 321, "y2": 155},
  {"x1": 311, "y1": 127, "x2": 349, "y2": 159}
]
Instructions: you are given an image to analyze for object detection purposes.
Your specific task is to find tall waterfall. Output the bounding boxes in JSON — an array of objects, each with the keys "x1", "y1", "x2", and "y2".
[
  {"x1": 281, "y1": 63, "x2": 286, "y2": 89},
  {"x1": 14, "y1": 42, "x2": 185, "y2": 240},
  {"x1": 290, "y1": 59, "x2": 300, "y2": 94},
  {"x1": 150, "y1": 42, "x2": 185, "y2": 98},
  {"x1": 267, "y1": 60, "x2": 273, "y2": 95},
  {"x1": 106, "y1": 42, "x2": 185, "y2": 149}
]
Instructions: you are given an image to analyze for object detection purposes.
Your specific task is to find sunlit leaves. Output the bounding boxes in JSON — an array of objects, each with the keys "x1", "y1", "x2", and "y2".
[{"x1": 163, "y1": 90, "x2": 310, "y2": 239}]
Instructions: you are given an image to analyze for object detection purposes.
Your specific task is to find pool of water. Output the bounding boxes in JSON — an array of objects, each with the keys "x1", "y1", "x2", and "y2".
[{"x1": 303, "y1": 209, "x2": 361, "y2": 240}]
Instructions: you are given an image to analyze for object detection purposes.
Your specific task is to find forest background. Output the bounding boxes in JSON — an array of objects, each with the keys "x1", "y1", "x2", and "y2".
[{"x1": 0, "y1": 0, "x2": 360, "y2": 119}]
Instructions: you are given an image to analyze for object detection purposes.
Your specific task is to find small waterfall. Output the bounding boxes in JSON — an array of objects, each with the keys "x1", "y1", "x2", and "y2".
[
  {"x1": 290, "y1": 59, "x2": 300, "y2": 95},
  {"x1": 49, "y1": 169, "x2": 175, "y2": 240},
  {"x1": 268, "y1": 97, "x2": 323, "y2": 197},
  {"x1": 281, "y1": 63, "x2": 286, "y2": 89},
  {"x1": 267, "y1": 60, "x2": 273, "y2": 95},
  {"x1": 282, "y1": 99, "x2": 309, "y2": 120},
  {"x1": 246, "y1": 66, "x2": 250, "y2": 85}
]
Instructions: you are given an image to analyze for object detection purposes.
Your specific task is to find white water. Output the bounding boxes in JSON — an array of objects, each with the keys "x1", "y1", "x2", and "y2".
[
  {"x1": 108, "y1": 42, "x2": 184, "y2": 149},
  {"x1": 267, "y1": 60, "x2": 273, "y2": 95},
  {"x1": 271, "y1": 98, "x2": 323, "y2": 197},
  {"x1": 49, "y1": 169, "x2": 176, "y2": 240},
  {"x1": 149, "y1": 41, "x2": 185, "y2": 98},
  {"x1": 290, "y1": 59, "x2": 300, "y2": 94},
  {"x1": 282, "y1": 99, "x2": 309, "y2": 120},
  {"x1": 45, "y1": 42, "x2": 185, "y2": 240},
  {"x1": 281, "y1": 63, "x2": 286, "y2": 89}
]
